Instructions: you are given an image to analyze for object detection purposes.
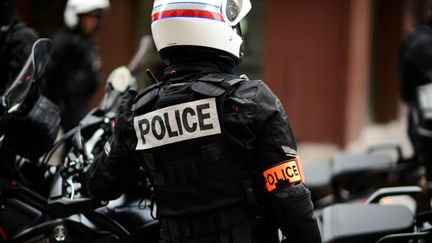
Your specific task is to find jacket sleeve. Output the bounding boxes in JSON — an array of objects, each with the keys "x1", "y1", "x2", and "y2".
[
  {"x1": 85, "y1": 141, "x2": 141, "y2": 200},
  {"x1": 252, "y1": 81, "x2": 322, "y2": 242},
  {"x1": 85, "y1": 90, "x2": 139, "y2": 200}
]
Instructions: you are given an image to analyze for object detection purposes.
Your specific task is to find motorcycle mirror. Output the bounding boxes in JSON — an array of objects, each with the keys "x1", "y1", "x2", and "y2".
[
  {"x1": 107, "y1": 66, "x2": 132, "y2": 93},
  {"x1": 100, "y1": 66, "x2": 133, "y2": 111},
  {"x1": 3, "y1": 38, "x2": 52, "y2": 113},
  {"x1": 32, "y1": 38, "x2": 52, "y2": 80},
  {"x1": 98, "y1": 35, "x2": 152, "y2": 112}
]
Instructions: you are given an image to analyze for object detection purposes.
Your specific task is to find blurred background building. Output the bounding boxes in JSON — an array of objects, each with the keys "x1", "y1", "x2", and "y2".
[{"x1": 15, "y1": 0, "x2": 431, "y2": 154}]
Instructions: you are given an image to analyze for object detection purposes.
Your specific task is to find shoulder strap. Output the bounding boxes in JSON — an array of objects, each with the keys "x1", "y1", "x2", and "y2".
[
  {"x1": 192, "y1": 73, "x2": 247, "y2": 97},
  {"x1": 132, "y1": 82, "x2": 161, "y2": 112}
]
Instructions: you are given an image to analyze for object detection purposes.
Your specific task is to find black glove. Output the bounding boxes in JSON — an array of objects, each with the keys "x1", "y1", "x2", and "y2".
[{"x1": 111, "y1": 89, "x2": 138, "y2": 152}]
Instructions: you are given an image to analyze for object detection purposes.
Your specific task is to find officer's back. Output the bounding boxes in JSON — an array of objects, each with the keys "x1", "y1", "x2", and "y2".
[{"x1": 86, "y1": 1, "x2": 322, "y2": 242}]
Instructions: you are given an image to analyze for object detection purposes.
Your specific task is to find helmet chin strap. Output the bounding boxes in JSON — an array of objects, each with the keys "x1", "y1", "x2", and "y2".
[{"x1": 233, "y1": 23, "x2": 245, "y2": 62}]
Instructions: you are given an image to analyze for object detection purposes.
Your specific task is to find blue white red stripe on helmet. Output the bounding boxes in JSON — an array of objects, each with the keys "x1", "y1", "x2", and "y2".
[
  {"x1": 153, "y1": 1, "x2": 221, "y2": 10},
  {"x1": 151, "y1": 0, "x2": 223, "y2": 23},
  {"x1": 151, "y1": 9, "x2": 224, "y2": 23}
]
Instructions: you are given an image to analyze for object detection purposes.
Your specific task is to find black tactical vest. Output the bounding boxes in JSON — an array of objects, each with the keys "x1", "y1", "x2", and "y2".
[{"x1": 132, "y1": 73, "x2": 261, "y2": 243}]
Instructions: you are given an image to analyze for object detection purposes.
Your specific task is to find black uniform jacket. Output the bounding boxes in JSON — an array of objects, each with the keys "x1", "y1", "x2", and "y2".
[
  {"x1": 86, "y1": 63, "x2": 322, "y2": 243},
  {"x1": 43, "y1": 26, "x2": 100, "y2": 131}
]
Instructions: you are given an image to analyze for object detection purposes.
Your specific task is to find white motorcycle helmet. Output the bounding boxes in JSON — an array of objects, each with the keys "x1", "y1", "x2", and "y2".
[
  {"x1": 151, "y1": 0, "x2": 251, "y2": 63},
  {"x1": 64, "y1": 0, "x2": 110, "y2": 29}
]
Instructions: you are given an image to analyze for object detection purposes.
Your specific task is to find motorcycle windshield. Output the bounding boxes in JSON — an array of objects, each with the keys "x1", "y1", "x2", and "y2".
[{"x1": 4, "y1": 38, "x2": 52, "y2": 112}]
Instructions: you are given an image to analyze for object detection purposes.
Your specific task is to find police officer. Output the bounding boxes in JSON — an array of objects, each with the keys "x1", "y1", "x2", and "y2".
[
  {"x1": 86, "y1": 0, "x2": 322, "y2": 242},
  {"x1": 399, "y1": 12, "x2": 432, "y2": 181},
  {"x1": 0, "y1": 0, "x2": 39, "y2": 94},
  {"x1": 43, "y1": 0, "x2": 109, "y2": 133},
  {"x1": 399, "y1": 17, "x2": 432, "y2": 104}
]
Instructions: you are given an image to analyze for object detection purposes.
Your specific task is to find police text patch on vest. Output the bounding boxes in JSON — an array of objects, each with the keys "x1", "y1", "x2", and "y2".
[
  {"x1": 263, "y1": 157, "x2": 304, "y2": 192},
  {"x1": 134, "y1": 98, "x2": 221, "y2": 150}
]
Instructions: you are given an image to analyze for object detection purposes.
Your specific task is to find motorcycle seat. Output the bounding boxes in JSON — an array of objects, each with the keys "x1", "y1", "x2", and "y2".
[
  {"x1": 303, "y1": 161, "x2": 334, "y2": 200},
  {"x1": 331, "y1": 153, "x2": 395, "y2": 188},
  {"x1": 303, "y1": 152, "x2": 397, "y2": 206},
  {"x1": 319, "y1": 204, "x2": 414, "y2": 243},
  {"x1": 332, "y1": 153, "x2": 395, "y2": 176}
]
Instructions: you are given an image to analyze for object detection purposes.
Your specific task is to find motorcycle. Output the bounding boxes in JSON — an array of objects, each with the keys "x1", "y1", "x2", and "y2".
[
  {"x1": 409, "y1": 82, "x2": 432, "y2": 191},
  {"x1": 303, "y1": 83, "x2": 432, "y2": 242},
  {"x1": 304, "y1": 134, "x2": 423, "y2": 209},
  {"x1": 317, "y1": 185, "x2": 432, "y2": 243},
  {"x1": 41, "y1": 35, "x2": 160, "y2": 242},
  {"x1": 0, "y1": 36, "x2": 160, "y2": 242}
]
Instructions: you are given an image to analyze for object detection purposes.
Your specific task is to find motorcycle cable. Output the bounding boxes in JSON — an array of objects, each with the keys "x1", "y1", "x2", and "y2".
[{"x1": 41, "y1": 123, "x2": 87, "y2": 165}]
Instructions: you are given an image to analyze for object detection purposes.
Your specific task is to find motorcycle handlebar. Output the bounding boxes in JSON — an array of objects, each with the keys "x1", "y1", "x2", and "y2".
[
  {"x1": 1, "y1": 178, "x2": 108, "y2": 218},
  {"x1": 366, "y1": 186, "x2": 430, "y2": 214},
  {"x1": 367, "y1": 142, "x2": 403, "y2": 163}
]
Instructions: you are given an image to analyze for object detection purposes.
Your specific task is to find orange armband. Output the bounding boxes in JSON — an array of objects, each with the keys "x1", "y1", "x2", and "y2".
[{"x1": 263, "y1": 156, "x2": 304, "y2": 192}]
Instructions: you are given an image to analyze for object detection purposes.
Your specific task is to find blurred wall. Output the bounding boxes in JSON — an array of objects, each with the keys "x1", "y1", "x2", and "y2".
[
  {"x1": 265, "y1": 0, "x2": 372, "y2": 146},
  {"x1": 345, "y1": 0, "x2": 373, "y2": 145},
  {"x1": 265, "y1": 0, "x2": 426, "y2": 147},
  {"x1": 235, "y1": 0, "x2": 264, "y2": 80},
  {"x1": 90, "y1": 0, "x2": 138, "y2": 106},
  {"x1": 371, "y1": 0, "x2": 427, "y2": 123},
  {"x1": 370, "y1": 0, "x2": 405, "y2": 123}
]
